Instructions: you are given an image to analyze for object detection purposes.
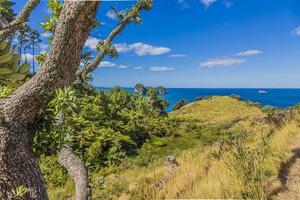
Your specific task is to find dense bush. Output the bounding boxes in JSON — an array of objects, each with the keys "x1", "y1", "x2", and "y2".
[
  {"x1": 173, "y1": 99, "x2": 189, "y2": 111},
  {"x1": 194, "y1": 96, "x2": 202, "y2": 101},
  {"x1": 34, "y1": 84, "x2": 175, "y2": 169},
  {"x1": 220, "y1": 131, "x2": 273, "y2": 200},
  {"x1": 230, "y1": 94, "x2": 241, "y2": 100},
  {"x1": 261, "y1": 105, "x2": 278, "y2": 113}
]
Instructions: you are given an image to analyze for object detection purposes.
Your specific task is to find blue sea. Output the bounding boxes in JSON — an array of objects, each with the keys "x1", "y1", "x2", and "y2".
[{"x1": 98, "y1": 88, "x2": 300, "y2": 112}]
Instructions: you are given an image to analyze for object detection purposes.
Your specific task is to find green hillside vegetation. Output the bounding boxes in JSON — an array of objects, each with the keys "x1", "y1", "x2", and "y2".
[{"x1": 41, "y1": 90, "x2": 300, "y2": 200}]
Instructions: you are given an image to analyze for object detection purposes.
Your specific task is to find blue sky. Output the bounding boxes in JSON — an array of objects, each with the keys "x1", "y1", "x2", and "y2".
[{"x1": 14, "y1": 0, "x2": 300, "y2": 88}]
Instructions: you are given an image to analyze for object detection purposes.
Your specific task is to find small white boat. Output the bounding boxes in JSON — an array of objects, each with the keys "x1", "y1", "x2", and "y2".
[{"x1": 258, "y1": 90, "x2": 268, "y2": 94}]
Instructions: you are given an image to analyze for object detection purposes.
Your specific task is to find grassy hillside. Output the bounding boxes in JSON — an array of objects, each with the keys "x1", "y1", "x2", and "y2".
[
  {"x1": 44, "y1": 95, "x2": 300, "y2": 199},
  {"x1": 171, "y1": 96, "x2": 265, "y2": 124}
]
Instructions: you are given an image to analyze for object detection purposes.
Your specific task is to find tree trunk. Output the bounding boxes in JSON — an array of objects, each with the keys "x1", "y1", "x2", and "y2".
[
  {"x1": 32, "y1": 40, "x2": 35, "y2": 73},
  {"x1": 0, "y1": 0, "x2": 40, "y2": 39},
  {"x1": 58, "y1": 146, "x2": 89, "y2": 200},
  {"x1": 0, "y1": 1, "x2": 100, "y2": 199}
]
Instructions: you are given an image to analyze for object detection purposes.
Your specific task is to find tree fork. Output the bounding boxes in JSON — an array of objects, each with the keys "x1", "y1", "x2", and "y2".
[{"x1": 0, "y1": 1, "x2": 100, "y2": 199}]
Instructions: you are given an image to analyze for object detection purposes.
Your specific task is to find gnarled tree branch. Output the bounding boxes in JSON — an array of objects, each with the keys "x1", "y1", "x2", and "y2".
[
  {"x1": 77, "y1": 0, "x2": 151, "y2": 78},
  {"x1": 0, "y1": 0, "x2": 40, "y2": 39},
  {"x1": 58, "y1": 146, "x2": 89, "y2": 200}
]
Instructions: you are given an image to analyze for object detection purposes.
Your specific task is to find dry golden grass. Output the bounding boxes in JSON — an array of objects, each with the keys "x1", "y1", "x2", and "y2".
[
  {"x1": 47, "y1": 96, "x2": 300, "y2": 199},
  {"x1": 114, "y1": 97, "x2": 300, "y2": 200},
  {"x1": 171, "y1": 96, "x2": 265, "y2": 124}
]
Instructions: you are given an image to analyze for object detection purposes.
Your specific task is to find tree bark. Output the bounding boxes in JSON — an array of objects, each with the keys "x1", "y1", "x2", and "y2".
[
  {"x1": 0, "y1": 0, "x2": 40, "y2": 39},
  {"x1": 0, "y1": 1, "x2": 100, "y2": 199},
  {"x1": 58, "y1": 146, "x2": 89, "y2": 200}
]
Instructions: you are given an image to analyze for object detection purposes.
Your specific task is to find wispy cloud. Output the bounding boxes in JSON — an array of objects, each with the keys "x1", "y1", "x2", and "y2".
[
  {"x1": 200, "y1": 0, "x2": 217, "y2": 8},
  {"x1": 41, "y1": 32, "x2": 52, "y2": 38},
  {"x1": 291, "y1": 26, "x2": 300, "y2": 36},
  {"x1": 178, "y1": 0, "x2": 190, "y2": 9},
  {"x1": 106, "y1": 10, "x2": 117, "y2": 20},
  {"x1": 39, "y1": 43, "x2": 49, "y2": 50},
  {"x1": 200, "y1": 0, "x2": 233, "y2": 8},
  {"x1": 134, "y1": 66, "x2": 143, "y2": 70},
  {"x1": 99, "y1": 61, "x2": 116, "y2": 68},
  {"x1": 117, "y1": 64, "x2": 128, "y2": 69},
  {"x1": 115, "y1": 42, "x2": 171, "y2": 56},
  {"x1": 85, "y1": 36, "x2": 99, "y2": 50},
  {"x1": 223, "y1": 0, "x2": 234, "y2": 8},
  {"x1": 98, "y1": 61, "x2": 130, "y2": 69},
  {"x1": 169, "y1": 54, "x2": 188, "y2": 58},
  {"x1": 236, "y1": 49, "x2": 263, "y2": 56},
  {"x1": 21, "y1": 53, "x2": 35, "y2": 62},
  {"x1": 200, "y1": 57, "x2": 246, "y2": 68},
  {"x1": 149, "y1": 66, "x2": 175, "y2": 72}
]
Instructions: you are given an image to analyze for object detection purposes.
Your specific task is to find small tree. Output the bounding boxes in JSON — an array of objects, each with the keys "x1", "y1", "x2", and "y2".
[
  {"x1": 155, "y1": 85, "x2": 167, "y2": 95},
  {"x1": 173, "y1": 99, "x2": 189, "y2": 111},
  {"x1": 135, "y1": 83, "x2": 147, "y2": 95},
  {"x1": 194, "y1": 96, "x2": 202, "y2": 101}
]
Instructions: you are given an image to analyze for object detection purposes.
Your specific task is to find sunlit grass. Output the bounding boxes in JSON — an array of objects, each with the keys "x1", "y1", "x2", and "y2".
[{"x1": 46, "y1": 96, "x2": 300, "y2": 199}]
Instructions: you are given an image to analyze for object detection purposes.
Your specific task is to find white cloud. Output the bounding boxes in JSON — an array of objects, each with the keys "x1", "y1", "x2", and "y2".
[
  {"x1": 223, "y1": 0, "x2": 233, "y2": 8},
  {"x1": 85, "y1": 36, "x2": 99, "y2": 50},
  {"x1": 200, "y1": 0, "x2": 217, "y2": 8},
  {"x1": 41, "y1": 32, "x2": 52, "y2": 38},
  {"x1": 134, "y1": 66, "x2": 143, "y2": 70},
  {"x1": 115, "y1": 42, "x2": 171, "y2": 56},
  {"x1": 21, "y1": 53, "x2": 35, "y2": 62},
  {"x1": 149, "y1": 66, "x2": 175, "y2": 72},
  {"x1": 99, "y1": 61, "x2": 116, "y2": 68},
  {"x1": 40, "y1": 43, "x2": 49, "y2": 50},
  {"x1": 98, "y1": 61, "x2": 130, "y2": 69},
  {"x1": 106, "y1": 10, "x2": 117, "y2": 20},
  {"x1": 169, "y1": 54, "x2": 187, "y2": 58},
  {"x1": 236, "y1": 50, "x2": 263, "y2": 56},
  {"x1": 200, "y1": 57, "x2": 246, "y2": 68},
  {"x1": 117, "y1": 65, "x2": 128, "y2": 69},
  {"x1": 292, "y1": 26, "x2": 300, "y2": 36},
  {"x1": 178, "y1": 0, "x2": 190, "y2": 9}
]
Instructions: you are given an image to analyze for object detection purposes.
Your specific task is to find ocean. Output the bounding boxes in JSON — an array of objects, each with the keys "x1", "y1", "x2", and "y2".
[{"x1": 97, "y1": 88, "x2": 300, "y2": 112}]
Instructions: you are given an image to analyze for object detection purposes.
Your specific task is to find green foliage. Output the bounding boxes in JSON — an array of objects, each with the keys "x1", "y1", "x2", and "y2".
[
  {"x1": 135, "y1": 83, "x2": 167, "y2": 96},
  {"x1": 92, "y1": 176, "x2": 128, "y2": 200},
  {"x1": 0, "y1": 41, "x2": 29, "y2": 85},
  {"x1": 134, "y1": 83, "x2": 147, "y2": 95},
  {"x1": 194, "y1": 96, "x2": 202, "y2": 101},
  {"x1": 0, "y1": 84, "x2": 13, "y2": 98},
  {"x1": 15, "y1": 185, "x2": 27, "y2": 198},
  {"x1": 220, "y1": 131, "x2": 273, "y2": 200},
  {"x1": 110, "y1": 0, "x2": 152, "y2": 24},
  {"x1": 230, "y1": 94, "x2": 241, "y2": 100},
  {"x1": 40, "y1": 0, "x2": 62, "y2": 40},
  {"x1": 34, "y1": 84, "x2": 174, "y2": 170},
  {"x1": 261, "y1": 105, "x2": 278, "y2": 113},
  {"x1": 173, "y1": 99, "x2": 189, "y2": 111},
  {"x1": 155, "y1": 86, "x2": 167, "y2": 95},
  {"x1": 40, "y1": 155, "x2": 68, "y2": 187},
  {"x1": 246, "y1": 100, "x2": 262, "y2": 107},
  {"x1": 0, "y1": 0, "x2": 15, "y2": 27}
]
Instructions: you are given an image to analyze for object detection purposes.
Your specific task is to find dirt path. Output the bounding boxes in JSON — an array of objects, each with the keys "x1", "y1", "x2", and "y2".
[{"x1": 273, "y1": 136, "x2": 300, "y2": 200}]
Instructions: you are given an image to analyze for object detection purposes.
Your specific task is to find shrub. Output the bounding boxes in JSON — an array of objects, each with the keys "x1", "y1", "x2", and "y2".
[
  {"x1": 173, "y1": 99, "x2": 189, "y2": 111},
  {"x1": 220, "y1": 131, "x2": 273, "y2": 200},
  {"x1": 194, "y1": 96, "x2": 202, "y2": 101},
  {"x1": 261, "y1": 105, "x2": 277, "y2": 113},
  {"x1": 39, "y1": 155, "x2": 68, "y2": 187},
  {"x1": 34, "y1": 85, "x2": 175, "y2": 170},
  {"x1": 230, "y1": 94, "x2": 241, "y2": 100}
]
